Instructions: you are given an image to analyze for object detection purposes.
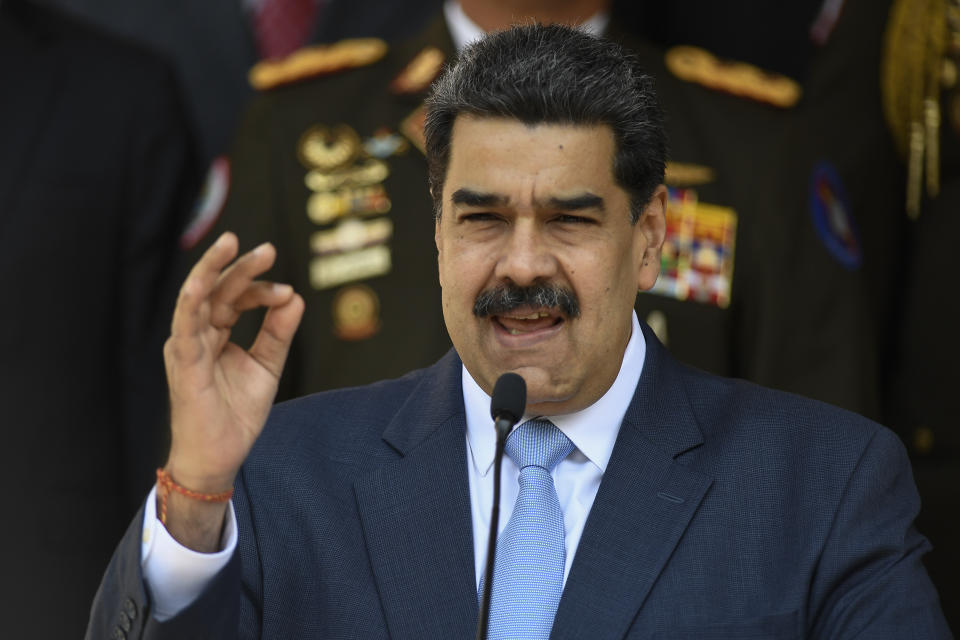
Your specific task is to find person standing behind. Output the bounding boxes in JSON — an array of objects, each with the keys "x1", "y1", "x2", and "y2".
[{"x1": 0, "y1": 0, "x2": 198, "y2": 636}]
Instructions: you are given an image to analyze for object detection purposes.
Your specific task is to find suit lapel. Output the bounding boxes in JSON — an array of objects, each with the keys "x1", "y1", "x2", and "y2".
[
  {"x1": 354, "y1": 352, "x2": 479, "y2": 638},
  {"x1": 553, "y1": 324, "x2": 714, "y2": 640}
]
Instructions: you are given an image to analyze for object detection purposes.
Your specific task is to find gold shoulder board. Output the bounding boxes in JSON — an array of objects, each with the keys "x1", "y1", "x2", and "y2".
[
  {"x1": 665, "y1": 45, "x2": 802, "y2": 108},
  {"x1": 249, "y1": 38, "x2": 388, "y2": 91}
]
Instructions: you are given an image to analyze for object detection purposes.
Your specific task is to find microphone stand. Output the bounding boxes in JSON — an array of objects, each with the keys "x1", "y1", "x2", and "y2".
[{"x1": 475, "y1": 417, "x2": 512, "y2": 640}]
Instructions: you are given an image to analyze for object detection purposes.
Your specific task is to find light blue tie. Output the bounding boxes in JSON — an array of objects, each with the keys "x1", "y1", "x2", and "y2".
[{"x1": 485, "y1": 419, "x2": 575, "y2": 640}]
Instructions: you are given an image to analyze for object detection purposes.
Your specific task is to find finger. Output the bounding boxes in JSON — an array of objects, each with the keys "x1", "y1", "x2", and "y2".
[
  {"x1": 248, "y1": 293, "x2": 305, "y2": 379},
  {"x1": 171, "y1": 232, "x2": 239, "y2": 337},
  {"x1": 209, "y1": 242, "x2": 277, "y2": 315},
  {"x1": 209, "y1": 281, "x2": 294, "y2": 328}
]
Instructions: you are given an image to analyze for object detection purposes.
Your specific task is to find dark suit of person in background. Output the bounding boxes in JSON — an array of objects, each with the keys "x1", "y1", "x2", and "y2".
[
  {"x1": 0, "y1": 1, "x2": 198, "y2": 635},
  {"x1": 43, "y1": 0, "x2": 442, "y2": 164}
]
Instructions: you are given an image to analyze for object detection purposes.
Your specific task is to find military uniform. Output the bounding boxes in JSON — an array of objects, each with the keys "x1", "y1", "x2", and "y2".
[
  {"x1": 627, "y1": 0, "x2": 896, "y2": 420},
  {"x1": 190, "y1": 18, "x2": 455, "y2": 400},
  {"x1": 197, "y1": 12, "x2": 887, "y2": 420},
  {"x1": 880, "y1": 0, "x2": 960, "y2": 627}
]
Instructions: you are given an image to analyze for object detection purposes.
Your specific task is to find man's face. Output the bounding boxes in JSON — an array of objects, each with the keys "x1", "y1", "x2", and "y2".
[{"x1": 435, "y1": 115, "x2": 666, "y2": 415}]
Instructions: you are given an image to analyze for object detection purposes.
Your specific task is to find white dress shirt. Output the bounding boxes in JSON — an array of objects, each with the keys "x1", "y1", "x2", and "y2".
[
  {"x1": 464, "y1": 312, "x2": 645, "y2": 589},
  {"x1": 142, "y1": 3, "x2": 617, "y2": 620}
]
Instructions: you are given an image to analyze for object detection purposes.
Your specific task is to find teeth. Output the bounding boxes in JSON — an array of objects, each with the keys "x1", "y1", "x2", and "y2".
[
  {"x1": 505, "y1": 311, "x2": 552, "y2": 320},
  {"x1": 509, "y1": 329, "x2": 522, "y2": 335}
]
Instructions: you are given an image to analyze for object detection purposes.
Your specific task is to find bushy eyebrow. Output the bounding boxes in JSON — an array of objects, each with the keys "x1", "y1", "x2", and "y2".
[
  {"x1": 451, "y1": 188, "x2": 605, "y2": 212},
  {"x1": 451, "y1": 188, "x2": 508, "y2": 207},
  {"x1": 546, "y1": 193, "x2": 605, "y2": 211}
]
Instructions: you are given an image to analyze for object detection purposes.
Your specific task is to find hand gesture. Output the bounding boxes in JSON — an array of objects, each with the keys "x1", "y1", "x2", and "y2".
[{"x1": 160, "y1": 232, "x2": 304, "y2": 549}]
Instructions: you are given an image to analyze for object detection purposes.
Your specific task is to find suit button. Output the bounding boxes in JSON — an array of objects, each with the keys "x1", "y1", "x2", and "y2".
[
  {"x1": 112, "y1": 627, "x2": 126, "y2": 640},
  {"x1": 124, "y1": 597, "x2": 138, "y2": 620},
  {"x1": 119, "y1": 611, "x2": 132, "y2": 632}
]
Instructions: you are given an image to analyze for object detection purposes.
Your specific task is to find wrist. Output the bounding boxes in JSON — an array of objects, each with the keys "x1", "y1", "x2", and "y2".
[{"x1": 162, "y1": 456, "x2": 237, "y2": 494}]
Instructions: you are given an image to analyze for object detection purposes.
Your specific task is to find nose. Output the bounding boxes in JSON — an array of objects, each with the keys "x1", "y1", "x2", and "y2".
[{"x1": 493, "y1": 218, "x2": 559, "y2": 286}]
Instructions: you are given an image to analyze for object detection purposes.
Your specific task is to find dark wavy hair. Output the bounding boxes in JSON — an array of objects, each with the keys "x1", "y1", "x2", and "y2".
[{"x1": 424, "y1": 23, "x2": 667, "y2": 223}]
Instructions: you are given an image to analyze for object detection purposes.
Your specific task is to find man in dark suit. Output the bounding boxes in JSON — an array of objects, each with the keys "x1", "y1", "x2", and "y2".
[
  {"x1": 87, "y1": 24, "x2": 949, "y2": 639},
  {"x1": 0, "y1": 0, "x2": 198, "y2": 636}
]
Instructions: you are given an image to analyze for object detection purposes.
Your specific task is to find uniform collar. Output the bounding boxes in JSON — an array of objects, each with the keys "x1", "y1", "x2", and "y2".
[{"x1": 464, "y1": 311, "x2": 646, "y2": 476}]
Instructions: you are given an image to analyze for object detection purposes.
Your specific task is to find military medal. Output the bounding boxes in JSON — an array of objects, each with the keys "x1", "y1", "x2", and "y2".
[
  {"x1": 298, "y1": 124, "x2": 362, "y2": 171},
  {"x1": 332, "y1": 284, "x2": 381, "y2": 340}
]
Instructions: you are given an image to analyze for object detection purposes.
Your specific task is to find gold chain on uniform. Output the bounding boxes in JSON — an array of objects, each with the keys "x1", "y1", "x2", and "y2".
[{"x1": 882, "y1": 0, "x2": 959, "y2": 219}]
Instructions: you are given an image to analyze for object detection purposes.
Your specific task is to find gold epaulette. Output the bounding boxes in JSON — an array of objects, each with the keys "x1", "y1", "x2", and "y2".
[
  {"x1": 249, "y1": 38, "x2": 388, "y2": 91},
  {"x1": 665, "y1": 45, "x2": 802, "y2": 109}
]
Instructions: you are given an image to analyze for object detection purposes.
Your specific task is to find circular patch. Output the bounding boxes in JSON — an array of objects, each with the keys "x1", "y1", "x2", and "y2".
[
  {"x1": 333, "y1": 284, "x2": 380, "y2": 341},
  {"x1": 809, "y1": 162, "x2": 862, "y2": 270}
]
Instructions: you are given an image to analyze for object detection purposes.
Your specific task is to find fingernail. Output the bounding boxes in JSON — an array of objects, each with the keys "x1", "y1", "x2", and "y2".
[
  {"x1": 254, "y1": 242, "x2": 271, "y2": 255},
  {"x1": 273, "y1": 283, "x2": 292, "y2": 294}
]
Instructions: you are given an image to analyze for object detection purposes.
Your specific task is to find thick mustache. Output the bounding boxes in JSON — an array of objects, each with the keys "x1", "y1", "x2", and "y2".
[{"x1": 473, "y1": 283, "x2": 580, "y2": 318}]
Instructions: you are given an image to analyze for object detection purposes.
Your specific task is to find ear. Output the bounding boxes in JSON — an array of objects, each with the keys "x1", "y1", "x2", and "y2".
[{"x1": 634, "y1": 184, "x2": 667, "y2": 291}]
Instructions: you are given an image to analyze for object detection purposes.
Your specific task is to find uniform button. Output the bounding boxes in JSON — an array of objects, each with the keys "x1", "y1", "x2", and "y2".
[
  {"x1": 119, "y1": 611, "x2": 132, "y2": 632},
  {"x1": 112, "y1": 627, "x2": 126, "y2": 640},
  {"x1": 123, "y1": 598, "x2": 138, "y2": 620}
]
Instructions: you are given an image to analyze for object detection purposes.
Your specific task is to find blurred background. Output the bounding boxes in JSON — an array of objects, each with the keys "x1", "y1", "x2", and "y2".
[{"x1": 1, "y1": 0, "x2": 956, "y2": 636}]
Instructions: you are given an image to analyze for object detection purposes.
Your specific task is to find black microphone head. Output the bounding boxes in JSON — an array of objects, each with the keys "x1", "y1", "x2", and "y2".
[{"x1": 490, "y1": 372, "x2": 526, "y2": 424}]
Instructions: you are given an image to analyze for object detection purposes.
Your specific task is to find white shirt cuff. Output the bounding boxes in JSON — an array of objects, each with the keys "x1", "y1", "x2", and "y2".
[{"x1": 140, "y1": 485, "x2": 238, "y2": 622}]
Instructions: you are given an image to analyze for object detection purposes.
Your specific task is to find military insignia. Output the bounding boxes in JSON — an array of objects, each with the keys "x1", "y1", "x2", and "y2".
[
  {"x1": 646, "y1": 188, "x2": 737, "y2": 308},
  {"x1": 180, "y1": 156, "x2": 230, "y2": 250},
  {"x1": 307, "y1": 184, "x2": 392, "y2": 224},
  {"x1": 298, "y1": 124, "x2": 362, "y2": 171},
  {"x1": 400, "y1": 104, "x2": 427, "y2": 154},
  {"x1": 665, "y1": 161, "x2": 716, "y2": 187},
  {"x1": 249, "y1": 38, "x2": 388, "y2": 90},
  {"x1": 310, "y1": 217, "x2": 394, "y2": 256},
  {"x1": 332, "y1": 284, "x2": 381, "y2": 341},
  {"x1": 364, "y1": 128, "x2": 409, "y2": 158},
  {"x1": 665, "y1": 46, "x2": 802, "y2": 108},
  {"x1": 391, "y1": 46, "x2": 445, "y2": 94},
  {"x1": 310, "y1": 245, "x2": 391, "y2": 290},
  {"x1": 305, "y1": 158, "x2": 389, "y2": 192},
  {"x1": 809, "y1": 162, "x2": 861, "y2": 270}
]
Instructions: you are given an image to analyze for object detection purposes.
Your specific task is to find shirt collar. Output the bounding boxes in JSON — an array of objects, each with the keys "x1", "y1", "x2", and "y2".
[
  {"x1": 464, "y1": 311, "x2": 646, "y2": 476},
  {"x1": 443, "y1": 0, "x2": 609, "y2": 52}
]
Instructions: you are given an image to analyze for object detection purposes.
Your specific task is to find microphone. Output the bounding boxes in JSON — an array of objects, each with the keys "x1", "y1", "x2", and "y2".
[{"x1": 476, "y1": 372, "x2": 526, "y2": 640}]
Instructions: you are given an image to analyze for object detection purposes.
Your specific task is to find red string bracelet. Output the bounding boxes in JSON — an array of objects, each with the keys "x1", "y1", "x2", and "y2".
[{"x1": 156, "y1": 468, "x2": 234, "y2": 526}]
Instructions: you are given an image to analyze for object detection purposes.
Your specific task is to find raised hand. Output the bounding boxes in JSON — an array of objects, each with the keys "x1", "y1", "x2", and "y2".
[{"x1": 160, "y1": 232, "x2": 304, "y2": 550}]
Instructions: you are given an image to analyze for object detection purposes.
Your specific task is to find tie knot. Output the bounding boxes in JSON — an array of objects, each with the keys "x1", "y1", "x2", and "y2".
[{"x1": 505, "y1": 419, "x2": 574, "y2": 472}]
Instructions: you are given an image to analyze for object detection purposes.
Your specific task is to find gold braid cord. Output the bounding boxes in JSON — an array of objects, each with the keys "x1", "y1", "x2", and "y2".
[{"x1": 882, "y1": 0, "x2": 957, "y2": 218}]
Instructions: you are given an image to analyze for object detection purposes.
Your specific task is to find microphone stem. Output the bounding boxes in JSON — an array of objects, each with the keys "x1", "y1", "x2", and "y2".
[{"x1": 475, "y1": 417, "x2": 511, "y2": 640}]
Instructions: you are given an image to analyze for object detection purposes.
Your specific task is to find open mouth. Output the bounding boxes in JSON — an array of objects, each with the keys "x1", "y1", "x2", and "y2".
[{"x1": 493, "y1": 308, "x2": 564, "y2": 336}]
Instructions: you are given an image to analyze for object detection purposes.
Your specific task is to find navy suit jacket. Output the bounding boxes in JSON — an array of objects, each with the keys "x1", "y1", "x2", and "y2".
[{"x1": 87, "y1": 324, "x2": 951, "y2": 639}]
